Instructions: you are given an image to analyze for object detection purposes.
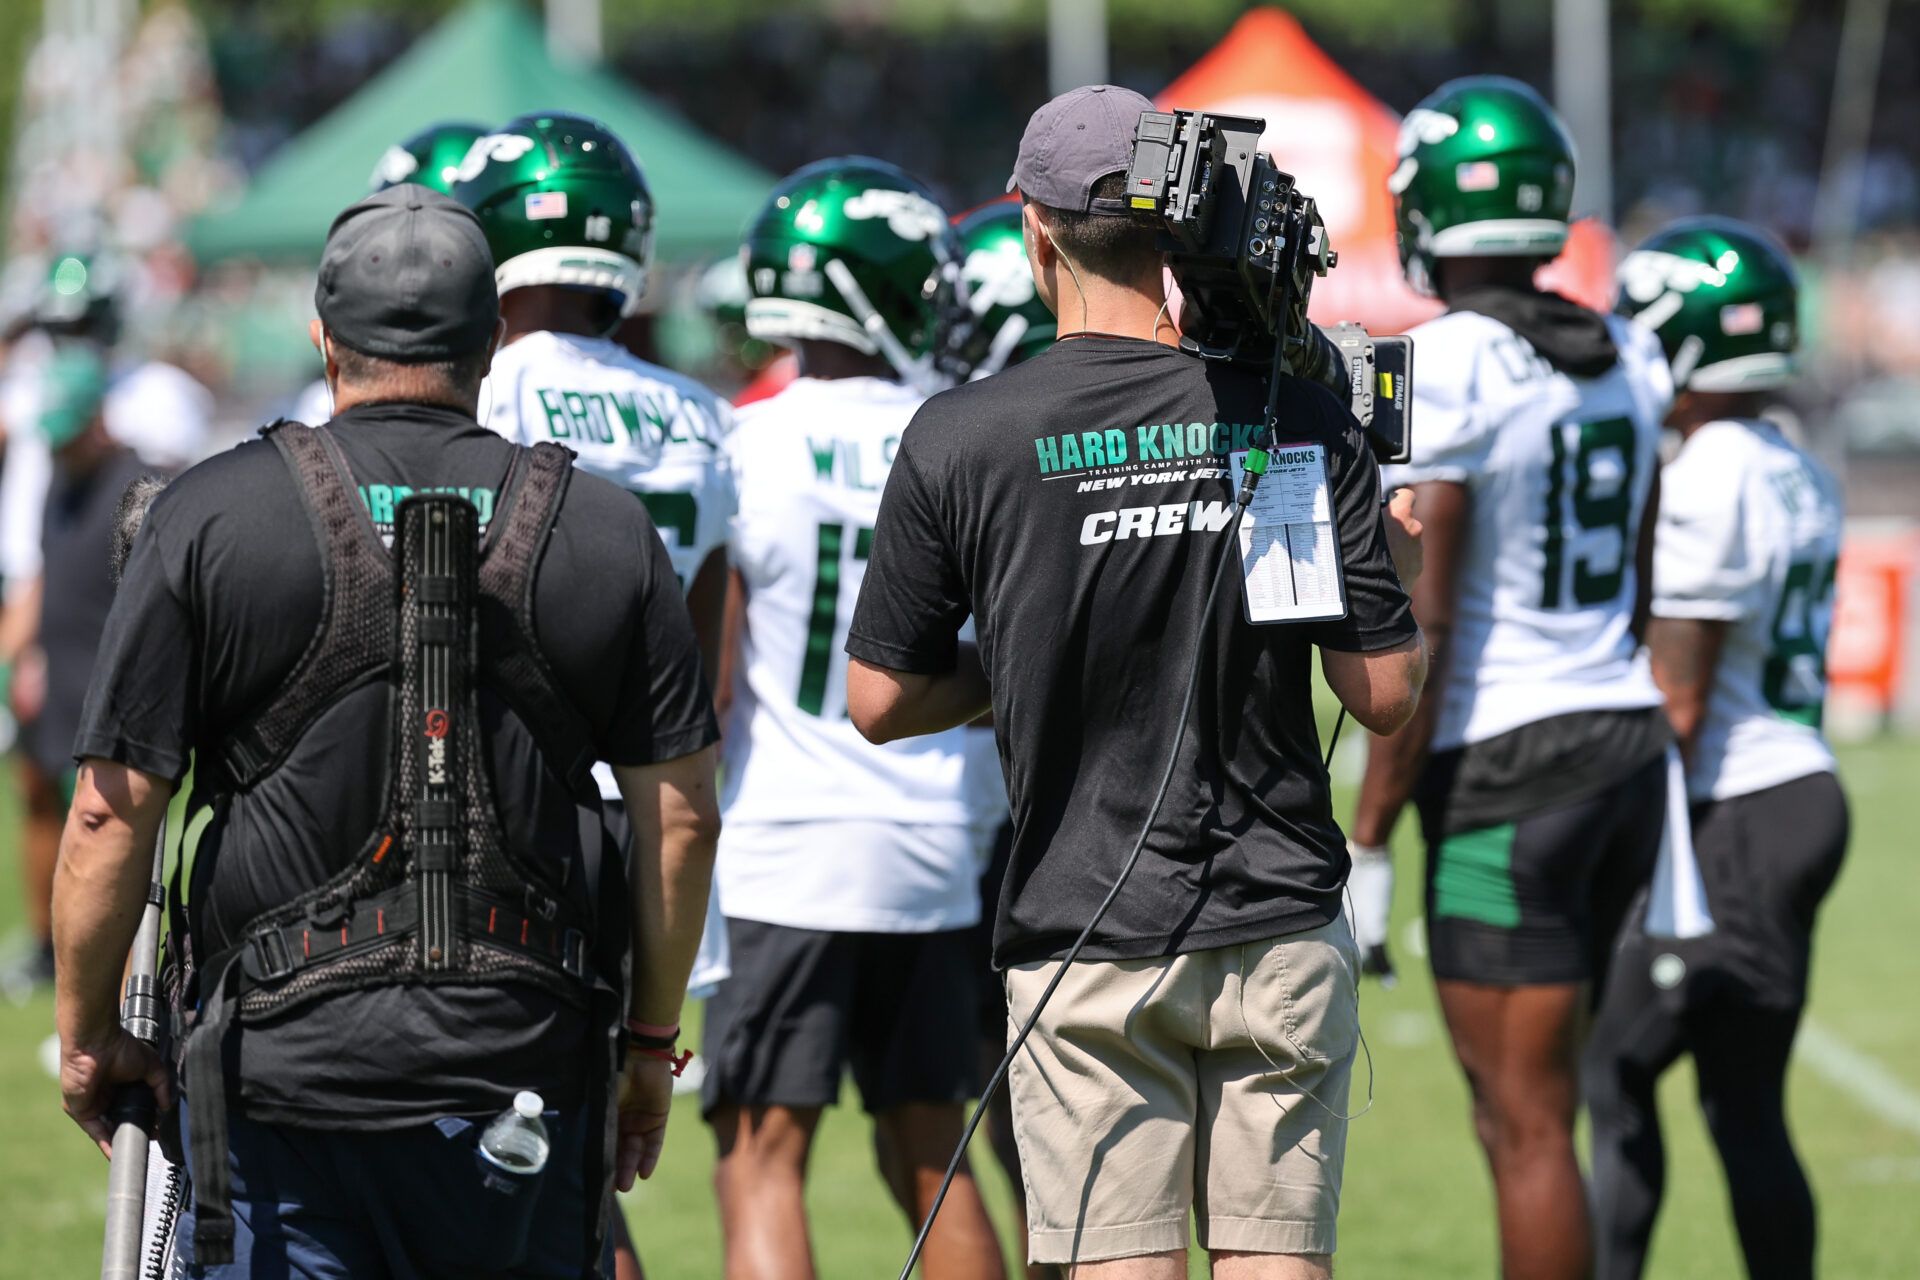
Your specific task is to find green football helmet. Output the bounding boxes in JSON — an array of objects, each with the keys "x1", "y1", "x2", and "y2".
[
  {"x1": 1616, "y1": 216, "x2": 1799, "y2": 393},
  {"x1": 369, "y1": 121, "x2": 489, "y2": 194},
  {"x1": 449, "y1": 111, "x2": 655, "y2": 315},
  {"x1": 1390, "y1": 76, "x2": 1577, "y2": 296},
  {"x1": 741, "y1": 157, "x2": 959, "y2": 388},
  {"x1": 951, "y1": 202, "x2": 1055, "y2": 380}
]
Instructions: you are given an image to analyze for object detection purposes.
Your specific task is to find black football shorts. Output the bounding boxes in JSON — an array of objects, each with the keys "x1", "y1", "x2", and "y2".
[
  {"x1": 700, "y1": 917, "x2": 980, "y2": 1116},
  {"x1": 1418, "y1": 745, "x2": 1666, "y2": 988}
]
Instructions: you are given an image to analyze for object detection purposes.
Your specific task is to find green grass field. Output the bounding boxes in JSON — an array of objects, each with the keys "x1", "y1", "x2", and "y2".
[{"x1": 3, "y1": 735, "x2": 1917, "y2": 1277}]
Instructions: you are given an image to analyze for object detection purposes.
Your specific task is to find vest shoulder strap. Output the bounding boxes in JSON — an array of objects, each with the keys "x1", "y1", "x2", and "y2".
[
  {"x1": 213, "y1": 423, "x2": 392, "y2": 788},
  {"x1": 478, "y1": 441, "x2": 598, "y2": 796}
]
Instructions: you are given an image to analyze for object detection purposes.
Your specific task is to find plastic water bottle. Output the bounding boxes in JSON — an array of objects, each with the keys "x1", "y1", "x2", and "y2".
[{"x1": 479, "y1": 1091, "x2": 550, "y2": 1175}]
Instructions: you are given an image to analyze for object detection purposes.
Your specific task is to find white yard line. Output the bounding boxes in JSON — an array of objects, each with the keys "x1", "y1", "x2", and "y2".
[{"x1": 1796, "y1": 1017, "x2": 1920, "y2": 1138}]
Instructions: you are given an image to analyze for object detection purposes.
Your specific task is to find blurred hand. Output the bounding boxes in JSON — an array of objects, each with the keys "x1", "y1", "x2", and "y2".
[
  {"x1": 62, "y1": 1027, "x2": 170, "y2": 1157},
  {"x1": 615, "y1": 1051, "x2": 675, "y2": 1191},
  {"x1": 11, "y1": 644, "x2": 45, "y2": 724},
  {"x1": 1345, "y1": 842, "x2": 1396, "y2": 986},
  {"x1": 1384, "y1": 488, "x2": 1423, "y2": 586}
]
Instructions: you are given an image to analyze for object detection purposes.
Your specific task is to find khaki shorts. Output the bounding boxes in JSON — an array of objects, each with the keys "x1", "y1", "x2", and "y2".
[{"x1": 1004, "y1": 916, "x2": 1359, "y2": 1265}]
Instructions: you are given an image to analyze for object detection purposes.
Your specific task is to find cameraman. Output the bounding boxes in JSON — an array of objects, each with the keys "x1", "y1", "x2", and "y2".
[{"x1": 845, "y1": 86, "x2": 1426, "y2": 1278}]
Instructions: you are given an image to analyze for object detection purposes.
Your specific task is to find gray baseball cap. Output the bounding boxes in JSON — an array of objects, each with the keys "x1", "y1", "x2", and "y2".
[
  {"x1": 1008, "y1": 84, "x2": 1155, "y2": 215},
  {"x1": 315, "y1": 184, "x2": 497, "y2": 361}
]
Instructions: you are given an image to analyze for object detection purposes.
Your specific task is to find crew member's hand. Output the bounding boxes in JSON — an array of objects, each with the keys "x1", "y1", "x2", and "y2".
[
  {"x1": 1345, "y1": 842, "x2": 1396, "y2": 985},
  {"x1": 61, "y1": 1027, "x2": 170, "y2": 1157},
  {"x1": 1384, "y1": 488, "x2": 1423, "y2": 586},
  {"x1": 615, "y1": 1051, "x2": 675, "y2": 1191}
]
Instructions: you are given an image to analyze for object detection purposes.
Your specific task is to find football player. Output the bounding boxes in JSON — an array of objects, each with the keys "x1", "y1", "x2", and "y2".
[
  {"x1": 451, "y1": 112, "x2": 736, "y2": 1280},
  {"x1": 701, "y1": 158, "x2": 1002, "y2": 1280},
  {"x1": 293, "y1": 120, "x2": 489, "y2": 426},
  {"x1": 1348, "y1": 76, "x2": 1674, "y2": 1279},
  {"x1": 1587, "y1": 218, "x2": 1845, "y2": 1280}
]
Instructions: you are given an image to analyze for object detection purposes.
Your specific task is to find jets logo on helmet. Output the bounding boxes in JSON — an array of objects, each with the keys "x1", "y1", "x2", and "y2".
[
  {"x1": 1616, "y1": 216, "x2": 1799, "y2": 392},
  {"x1": 1397, "y1": 108, "x2": 1461, "y2": 154},
  {"x1": 949, "y1": 202, "x2": 1055, "y2": 381},
  {"x1": 1392, "y1": 75, "x2": 1577, "y2": 297},
  {"x1": 843, "y1": 189, "x2": 947, "y2": 242},
  {"x1": 454, "y1": 133, "x2": 538, "y2": 184},
  {"x1": 963, "y1": 243, "x2": 1036, "y2": 310},
  {"x1": 369, "y1": 121, "x2": 489, "y2": 195},
  {"x1": 450, "y1": 113, "x2": 655, "y2": 318},
  {"x1": 742, "y1": 156, "x2": 960, "y2": 393}
]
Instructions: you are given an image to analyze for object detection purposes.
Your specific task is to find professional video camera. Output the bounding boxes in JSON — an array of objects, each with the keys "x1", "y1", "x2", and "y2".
[{"x1": 1123, "y1": 110, "x2": 1411, "y2": 463}]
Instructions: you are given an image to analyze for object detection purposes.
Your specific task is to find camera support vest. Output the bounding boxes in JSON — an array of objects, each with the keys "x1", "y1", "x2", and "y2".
[{"x1": 180, "y1": 423, "x2": 624, "y2": 1266}]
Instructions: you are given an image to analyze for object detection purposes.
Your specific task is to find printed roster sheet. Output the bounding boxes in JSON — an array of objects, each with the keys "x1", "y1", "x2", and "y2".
[{"x1": 1228, "y1": 444, "x2": 1347, "y2": 624}]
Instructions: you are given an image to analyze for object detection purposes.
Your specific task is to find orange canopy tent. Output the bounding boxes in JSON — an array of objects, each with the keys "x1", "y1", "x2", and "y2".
[{"x1": 1155, "y1": 8, "x2": 1615, "y2": 334}]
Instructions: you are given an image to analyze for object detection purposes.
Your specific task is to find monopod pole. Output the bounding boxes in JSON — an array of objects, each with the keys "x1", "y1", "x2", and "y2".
[{"x1": 100, "y1": 818, "x2": 167, "y2": 1280}]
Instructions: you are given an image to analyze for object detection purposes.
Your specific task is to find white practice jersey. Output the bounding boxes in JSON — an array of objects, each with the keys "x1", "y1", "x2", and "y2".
[
  {"x1": 1654, "y1": 419, "x2": 1839, "y2": 801},
  {"x1": 719, "y1": 376, "x2": 981, "y2": 930},
  {"x1": 105, "y1": 360, "x2": 213, "y2": 470},
  {"x1": 292, "y1": 377, "x2": 332, "y2": 427},
  {"x1": 481, "y1": 330, "x2": 736, "y2": 800},
  {"x1": 1384, "y1": 310, "x2": 1672, "y2": 750}
]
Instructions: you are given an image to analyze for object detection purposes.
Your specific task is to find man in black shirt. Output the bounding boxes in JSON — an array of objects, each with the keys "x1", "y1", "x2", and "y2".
[
  {"x1": 29, "y1": 351, "x2": 155, "y2": 798},
  {"x1": 2, "y1": 348, "x2": 153, "y2": 993},
  {"x1": 846, "y1": 87, "x2": 1426, "y2": 1277},
  {"x1": 53, "y1": 186, "x2": 720, "y2": 1277}
]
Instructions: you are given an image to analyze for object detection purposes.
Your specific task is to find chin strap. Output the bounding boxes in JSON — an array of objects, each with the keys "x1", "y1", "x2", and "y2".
[{"x1": 823, "y1": 257, "x2": 946, "y2": 395}]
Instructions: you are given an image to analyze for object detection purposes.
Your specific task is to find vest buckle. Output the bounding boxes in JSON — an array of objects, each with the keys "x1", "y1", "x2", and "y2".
[
  {"x1": 250, "y1": 930, "x2": 295, "y2": 982},
  {"x1": 560, "y1": 929, "x2": 586, "y2": 979}
]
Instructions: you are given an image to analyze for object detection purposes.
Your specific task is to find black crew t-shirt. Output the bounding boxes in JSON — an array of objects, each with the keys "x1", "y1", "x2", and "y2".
[
  {"x1": 76, "y1": 402, "x2": 717, "y2": 1128},
  {"x1": 846, "y1": 337, "x2": 1416, "y2": 967}
]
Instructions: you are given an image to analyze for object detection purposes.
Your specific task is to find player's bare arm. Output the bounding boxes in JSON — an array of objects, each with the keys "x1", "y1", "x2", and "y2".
[
  {"x1": 1645, "y1": 615, "x2": 1727, "y2": 764},
  {"x1": 685, "y1": 545, "x2": 730, "y2": 702},
  {"x1": 1351, "y1": 479, "x2": 1468, "y2": 846},
  {"x1": 1633, "y1": 467, "x2": 1661, "y2": 643}
]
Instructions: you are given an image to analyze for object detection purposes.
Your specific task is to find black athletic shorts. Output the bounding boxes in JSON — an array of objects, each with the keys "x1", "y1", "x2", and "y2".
[
  {"x1": 700, "y1": 917, "x2": 980, "y2": 1115},
  {"x1": 1617, "y1": 770, "x2": 1849, "y2": 1012},
  {"x1": 1416, "y1": 710, "x2": 1669, "y2": 987}
]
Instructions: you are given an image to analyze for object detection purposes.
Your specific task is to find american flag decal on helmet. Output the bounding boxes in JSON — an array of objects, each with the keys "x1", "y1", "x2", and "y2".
[{"x1": 525, "y1": 191, "x2": 569, "y2": 221}]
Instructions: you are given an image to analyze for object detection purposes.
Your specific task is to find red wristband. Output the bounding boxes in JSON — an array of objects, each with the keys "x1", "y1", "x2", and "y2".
[{"x1": 634, "y1": 1045, "x2": 693, "y2": 1077}]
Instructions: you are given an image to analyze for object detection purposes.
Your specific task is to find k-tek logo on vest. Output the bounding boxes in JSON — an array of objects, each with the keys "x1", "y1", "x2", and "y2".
[{"x1": 424, "y1": 709, "x2": 450, "y2": 784}]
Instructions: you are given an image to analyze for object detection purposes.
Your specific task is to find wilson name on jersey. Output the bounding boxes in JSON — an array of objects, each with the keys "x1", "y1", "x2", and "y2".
[
  {"x1": 481, "y1": 330, "x2": 736, "y2": 587},
  {"x1": 1384, "y1": 309, "x2": 1671, "y2": 750},
  {"x1": 1654, "y1": 418, "x2": 1840, "y2": 801},
  {"x1": 722, "y1": 376, "x2": 975, "y2": 828}
]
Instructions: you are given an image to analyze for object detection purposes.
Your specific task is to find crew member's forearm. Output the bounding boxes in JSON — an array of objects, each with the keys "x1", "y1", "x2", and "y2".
[
  {"x1": 630, "y1": 830, "x2": 716, "y2": 1027},
  {"x1": 847, "y1": 645, "x2": 990, "y2": 743},
  {"x1": 1350, "y1": 624, "x2": 1448, "y2": 848},
  {"x1": 621, "y1": 753, "x2": 721, "y2": 1028},
  {"x1": 53, "y1": 762, "x2": 171, "y2": 1049}
]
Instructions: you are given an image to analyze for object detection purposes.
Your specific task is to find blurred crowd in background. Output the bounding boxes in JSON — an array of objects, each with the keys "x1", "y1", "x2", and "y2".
[{"x1": 2, "y1": 1, "x2": 1917, "y2": 484}]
